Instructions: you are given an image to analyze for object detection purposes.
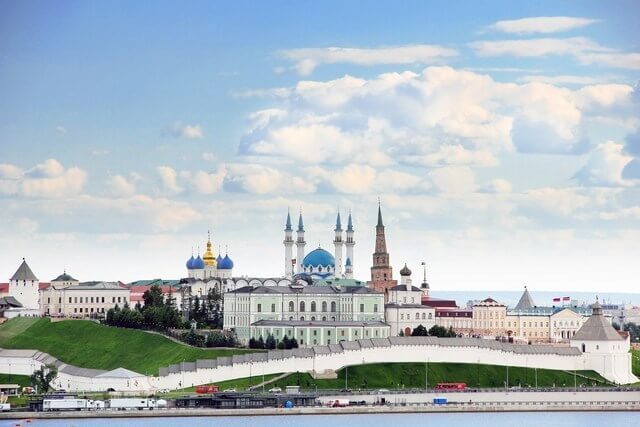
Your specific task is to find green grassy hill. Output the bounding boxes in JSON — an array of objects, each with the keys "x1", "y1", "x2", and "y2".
[{"x1": 0, "y1": 318, "x2": 254, "y2": 375}]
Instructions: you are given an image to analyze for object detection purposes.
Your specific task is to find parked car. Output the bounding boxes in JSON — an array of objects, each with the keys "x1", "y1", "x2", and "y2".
[
  {"x1": 269, "y1": 387, "x2": 282, "y2": 393},
  {"x1": 222, "y1": 388, "x2": 237, "y2": 392}
]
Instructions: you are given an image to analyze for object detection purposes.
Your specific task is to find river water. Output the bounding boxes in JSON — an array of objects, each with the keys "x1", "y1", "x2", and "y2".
[{"x1": 2, "y1": 412, "x2": 639, "y2": 427}]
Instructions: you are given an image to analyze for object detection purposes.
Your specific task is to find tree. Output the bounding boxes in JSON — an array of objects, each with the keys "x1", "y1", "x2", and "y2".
[
  {"x1": 142, "y1": 285, "x2": 165, "y2": 308},
  {"x1": 612, "y1": 322, "x2": 621, "y2": 331},
  {"x1": 428, "y1": 325, "x2": 455, "y2": 337},
  {"x1": 31, "y1": 364, "x2": 58, "y2": 393},
  {"x1": 265, "y1": 334, "x2": 276, "y2": 350},
  {"x1": 411, "y1": 325, "x2": 428, "y2": 336},
  {"x1": 624, "y1": 322, "x2": 640, "y2": 342}
]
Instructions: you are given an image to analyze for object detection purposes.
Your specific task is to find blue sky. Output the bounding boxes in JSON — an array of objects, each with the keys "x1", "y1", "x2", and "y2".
[{"x1": 1, "y1": 0, "x2": 639, "y2": 293}]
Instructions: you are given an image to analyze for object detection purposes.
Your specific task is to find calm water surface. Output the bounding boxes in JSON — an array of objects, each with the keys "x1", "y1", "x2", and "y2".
[{"x1": 2, "y1": 412, "x2": 639, "y2": 427}]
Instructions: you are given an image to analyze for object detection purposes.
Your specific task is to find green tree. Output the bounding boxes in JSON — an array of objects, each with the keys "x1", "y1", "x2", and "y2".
[
  {"x1": 265, "y1": 334, "x2": 277, "y2": 350},
  {"x1": 411, "y1": 325, "x2": 428, "y2": 336},
  {"x1": 143, "y1": 285, "x2": 165, "y2": 308},
  {"x1": 31, "y1": 363, "x2": 58, "y2": 393}
]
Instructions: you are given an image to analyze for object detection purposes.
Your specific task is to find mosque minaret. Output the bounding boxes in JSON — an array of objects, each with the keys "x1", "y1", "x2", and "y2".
[{"x1": 284, "y1": 210, "x2": 355, "y2": 280}]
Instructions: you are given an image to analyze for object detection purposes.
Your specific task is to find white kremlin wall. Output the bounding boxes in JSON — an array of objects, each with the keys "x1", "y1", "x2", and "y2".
[{"x1": 1, "y1": 337, "x2": 636, "y2": 392}]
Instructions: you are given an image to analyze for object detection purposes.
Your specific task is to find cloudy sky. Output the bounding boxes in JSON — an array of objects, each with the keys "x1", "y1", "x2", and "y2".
[{"x1": 1, "y1": 0, "x2": 639, "y2": 292}]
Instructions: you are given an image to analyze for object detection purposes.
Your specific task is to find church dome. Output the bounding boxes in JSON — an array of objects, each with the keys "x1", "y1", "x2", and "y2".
[
  {"x1": 400, "y1": 263, "x2": 412, "y2": 276},
  {"x1": 219, "y1": 254, "x2": 234, "y2": 270},
  {"x1": 192, "y1": 255, "x2": 205, "y2": 269},
  {"x1": 186, "y1": 255, "x2": 195, "y2": 270},
  {"x1": 216, "y1": 254, "x2": 223, "y2": 264},
  {"x1": 303, "y1": 248, "x2": 335, "y2": 268}
]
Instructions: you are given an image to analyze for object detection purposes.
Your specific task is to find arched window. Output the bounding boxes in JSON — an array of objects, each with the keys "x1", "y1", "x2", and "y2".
[
  {"x1": 311, "y1": 301, "x2": 316, "y2": 312},
  {"x1": 288, "y1": 301, "x2": 295, "y2": 312},
  {"x1": 311, "y1": 316, "x2": 316, "y2": 321},
  {"x1": 428, "y1": 313, "x2": 433, "y2": 320},
  {"x1": 322, "y1": 301, "x2": 327, "y2": 312},
  {"x1": 322, "y1": 316, "x2": 326, "y2": 321},
  {"x1": 422, "y1": 313, "x2": 425, "y2": 319},
  {"x1": 300, "y1": 301, "x2": 305, "y2": 312},
  {"x1": 331, "y1": 301, "x2": 337, "y2": 312},
  {"x1": 300, "y1": 316, "x2": 305, "y2": 321},
  {"x1": 415, "y1": 313, "x2": 419, "y2": 320}
]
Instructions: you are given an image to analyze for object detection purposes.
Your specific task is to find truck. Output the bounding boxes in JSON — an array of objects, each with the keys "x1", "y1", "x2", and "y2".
[
  {"x1": 43, "y1": 399, "x2": 94, "y2": 411},
  {"x1": 195, "y1": 385, "x2": 219, "y2": 394},
  {"x1": 433, "y1": 397, "x2": 448, "y2": 405},
  {"x1": 328, "y1": 399, "x2": 350, "y2": 407},
  {"x1": 0, "y1": 403, "x2": 10, "y2": 412},
  {"x1": 107, "y1": 398, "x2": 165, "y2": 410}
]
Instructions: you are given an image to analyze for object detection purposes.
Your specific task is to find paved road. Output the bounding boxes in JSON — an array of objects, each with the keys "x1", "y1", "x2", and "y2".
[{"x1": 319, "y1": 389, "x2": 640, "y2": 404}]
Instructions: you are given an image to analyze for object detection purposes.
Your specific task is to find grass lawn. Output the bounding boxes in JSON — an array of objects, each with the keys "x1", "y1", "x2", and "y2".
[
  {"x1": 632, "y1": 350, "x2": 639, "y2": 377},
  {"x1": 264, "y1": 362, "x2": 610, "y2": 391},
  {"x1": 0, "y1": 318, "x2": 256, "y2": 375},
  {"x1": 0, "y1": 373, "x2": 31, "y2": 387}
]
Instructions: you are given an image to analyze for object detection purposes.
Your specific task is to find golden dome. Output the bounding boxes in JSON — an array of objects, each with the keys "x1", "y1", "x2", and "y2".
[{"x1": 203, "y1": 230, "x2": 216, "y2": 267}]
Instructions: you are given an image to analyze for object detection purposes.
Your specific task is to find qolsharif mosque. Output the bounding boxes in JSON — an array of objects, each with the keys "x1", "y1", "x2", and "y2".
[{"x1": 283, "y1": 210, "x2": 355, "y2": 281}]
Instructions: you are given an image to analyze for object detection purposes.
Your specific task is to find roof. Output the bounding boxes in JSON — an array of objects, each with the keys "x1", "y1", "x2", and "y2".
[
  {"x1": 129, "y1": 285, "x2": 177, "y2": 302},
  {"x1": 399, "y1": 264, "x2": 412, "y2": 276},
  {"x1": 252, "y1": 320, "x2": 389, "y2": 327},
  {"x1": 228, "y1": 284, "x2": 382, "y2": 296},
  {"x1": 385, "y1": 303, "x2": 433, "y2": 309},
  {"x1": 390, "y1": 284, "x2": 422, "y2": 292},
  {"x1": 53, "y1": 272, "x2": 78, "y2": 282},
  {"x1": 515, "y1": 287, "x2": 536, "y2": 310},
  {"x1": 70, "y1": 282, "x2": 128, "y2": 291},
  {"x1": 421, "y1": 297, "x2": 458, "y2": 308},
  {"x1": 39, "y1": 283, "x2": 50, "y2": 290},
  {"x1": 127, "y1": 279, "x2": 182, "y2": 287},
  {"x1": 0, "y1": 296, "x2": 23, "y2": 308},
  {"x1": 95, "y1": 368, "x2": 144, "y2": 378},
  {"x1": 0, "y1": 283, "x2": 7, "y2": 293},
  {"x1": 572, "y1": 301, "x2": 624, "y2": 341},
  {"x1": 10, "y1": 259, "x2": 38, "y2": 281}
]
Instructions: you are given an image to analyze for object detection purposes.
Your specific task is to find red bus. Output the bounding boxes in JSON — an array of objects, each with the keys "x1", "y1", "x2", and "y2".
[
  {"x1": 435, "y1": 383, "x2": 466, "y2": 390},
  {"x1": 195, "y1": 385, "x2": 220, "y2": 394}
]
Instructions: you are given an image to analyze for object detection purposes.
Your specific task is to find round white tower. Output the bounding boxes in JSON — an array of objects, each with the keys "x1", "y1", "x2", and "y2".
[
  {"x1": 284, "y1": 210, "x2": 294, "y2": 279},
  {"x1": 333, "y1": 212, "x2": 344, "y2": 277}
]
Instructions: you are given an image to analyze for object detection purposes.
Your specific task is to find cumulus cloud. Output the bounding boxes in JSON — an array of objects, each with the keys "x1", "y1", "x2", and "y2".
[
  {"x1": 156, "y1": 166, "x2": 183, "y2": 194},
  {"x1": 0, "y1": 159, "x2": 87, "y2": 198},
  {"x1": 223, "y1": 164, "x2": 315, "y2": 194},
  {"x1": 106, "y1": 174, "x2": 136, "y2": 197},
  {"x1": 165, "y1": 122, "x2": 204, "y2": 139},
  {"x1": 480, "y1": 178, "x2": 513, "y2": 193},
  {"x1": 240, "y1": 66, "x2": 636, "y2": 165},
  {"x1": 574, "y1": 141, "x2": 633, "y2": 186},
  {"x1": 280, "y1": 44, "x2": 458, "y2": 75},
  {"x1": 517, "y1": 75, "x2": 605, "y2": 85},
  {"x1": 190, "y1": 167, "x2": 227, "y2": 194},
  {"x1": 429, "y1": 167, "x2": 476, "y2": 193},
  {"x1": 487, "y1": 17, "x2": 598, "y2": 34}
]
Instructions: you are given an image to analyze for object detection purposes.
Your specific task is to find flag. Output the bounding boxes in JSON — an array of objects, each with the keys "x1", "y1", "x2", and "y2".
[
  {"x1": 553, "y1": 297, "x2": 561, "y2": 303},
  {"x1": 562, "y1": 296, "x2": 571, "y2": 301}
]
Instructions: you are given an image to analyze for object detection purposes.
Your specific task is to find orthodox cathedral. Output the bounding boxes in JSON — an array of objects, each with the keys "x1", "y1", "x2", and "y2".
[
  {"x1": 185, "y1": 231, "x2": 235, "y2": 280},
  {"x1": 283, "y1": 210, "x2": 355, "y2": 280}
]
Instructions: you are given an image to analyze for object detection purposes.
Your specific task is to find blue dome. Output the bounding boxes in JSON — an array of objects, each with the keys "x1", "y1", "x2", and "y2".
[
  {"x1": 192, "y1": 255, "x2": 205, "y2": 269},
  {"x1": 302, "y1": 248, "x2": 335, "y2": 268},
  {"x1": 216, "y1": 254, "x2": 223, "y2": 264},
  {"x1": 218, "y1": 254, "x2": 234, "y2": 270},
  {"x1": 186, "y1": 255, "x2": 195, "y2": 269}
]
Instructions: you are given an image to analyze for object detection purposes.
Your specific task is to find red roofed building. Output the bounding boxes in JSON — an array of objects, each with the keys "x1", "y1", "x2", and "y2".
[
  {"x1": 128, "y1": 285, "x2": 182, "y2": 308},
  {"x1": 436, "y1": 308, "x2": 473, "y2": 335}
]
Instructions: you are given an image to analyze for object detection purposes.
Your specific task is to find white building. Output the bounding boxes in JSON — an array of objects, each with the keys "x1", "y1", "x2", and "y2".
[
  {"x1": 570, "y1": 300, "x2": 637, "y2": 384},
  {"x1": 40, "y1": 277, "x2": 130, "y2": 318},
  {"x1": 5, "y1": 259, "x2": 40, "y2": 317},
  {"x1": 385, "y1": 264, "x2": 435, "y2": 336}
]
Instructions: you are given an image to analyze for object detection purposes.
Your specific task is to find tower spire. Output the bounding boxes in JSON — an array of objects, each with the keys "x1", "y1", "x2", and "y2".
[
  {"x1": 297, "y1": 209, "x2": 304, "y2": 232},
  {"x1": 335, "y1": 211, "x2": 342, "y2": 231},
  {"x1": 285, "y1": 209, "x2": 292, "y2": 231},
  {"x1": 377, "y1": 199, "x2": 384, "y2": 227}
]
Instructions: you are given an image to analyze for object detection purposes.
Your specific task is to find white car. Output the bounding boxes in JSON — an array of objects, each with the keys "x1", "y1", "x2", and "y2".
[
  {"x1": 269, "y1": 387, "x2": 282, "y2": 393},
  {"x1": 223, "y1": 388, "x2": 237, "y2": 392}
]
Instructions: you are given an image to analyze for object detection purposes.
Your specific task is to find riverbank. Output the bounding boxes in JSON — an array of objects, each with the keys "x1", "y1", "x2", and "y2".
[{"x1": 2, "y1": 401, "x2": 639, "y2": 420}]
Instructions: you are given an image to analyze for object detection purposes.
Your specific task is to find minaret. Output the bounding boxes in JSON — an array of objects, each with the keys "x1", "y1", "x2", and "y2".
[
  {"x1": 345, "y1": 210, "x2": 355, "y2": 278},
  {"x1": 284, "y1": 210, "x2": 294, "y2": 279},
  {"x1": 368, "y1": 201, "x2": 396, "y2": 300},
  {"x1": 333, "y1": 212, "x2": 344, "y2": 277},
  {"x1": 296, "y1": 211, "x2": 306, "y2": 274},
  {"x1": 345, "y1": 257, "x2": 353, "y2": 279},
  {"x1": 420, "y1": 261, "x2": 430, "y2": 297}
]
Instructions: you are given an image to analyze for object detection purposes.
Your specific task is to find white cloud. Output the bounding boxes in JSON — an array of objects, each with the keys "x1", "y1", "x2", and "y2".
[
  {"x1": 0, "y1": 159, "x2": 87, "y2": 198},
  {"x1": 574, "y1": 141, "x2": 634, "y2": 186},
  {"x1": 156, "y1": 166, "x2": 183, "y2": 194},
  {"x1": 165, "y1": 122, "x2": 204, "y2": 139},
  {"x1": 517, "y1": 75, "x2": 605, "y2": 85},
  {"x1": 429, "y1": 167, "x2": 476, "y2": 193},
  {"x1": 55, "y1": 126, "x2": 67, "y2": 135},
  {"x1": 480, "y1": 178, "x2": 513, "y2": 193},
  {"x1": 190, "y1": 167, "x2": 227, "y2": 195},
  {"x1": 488, "y1": 17, "x2": 598, "y2": 34},
  {"x1": 106, "y1": 174, "x2": 136, "y2": 197},
  {"x1": 224, "y1": 164, "x2": 315, "y2": 194},
  {"x1": 280, "y1": 44, "x2": 458, "y2": 75},
  {"x1": 524, "y1": 187, "x2": 590, "y2": 216},
  {"x1": 202, "y1": 152, "x2": 217, "y2": 162},
  {"x1": 470, "y1": 37, "x2": 640, "y2": 70}
]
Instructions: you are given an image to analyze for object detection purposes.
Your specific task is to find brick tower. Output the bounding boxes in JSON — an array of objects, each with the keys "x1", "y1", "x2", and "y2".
[{"x1": 368, "y1": 201, "x2": 396, "y2": 300}]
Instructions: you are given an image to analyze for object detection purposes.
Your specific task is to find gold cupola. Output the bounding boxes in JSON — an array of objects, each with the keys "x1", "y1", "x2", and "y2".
[{"x1": 202, "y1": 230, "x2": 217, "y2": 267}]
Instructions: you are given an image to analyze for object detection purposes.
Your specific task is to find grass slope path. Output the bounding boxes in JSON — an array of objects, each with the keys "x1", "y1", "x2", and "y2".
[{"x1": 0, "y1": 318, "x2": 253, "y2": 375}]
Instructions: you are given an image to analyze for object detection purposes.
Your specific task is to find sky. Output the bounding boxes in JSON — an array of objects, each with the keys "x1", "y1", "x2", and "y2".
[{"x1": 0, "y1": 0, "x2": 639, "y2": 293}]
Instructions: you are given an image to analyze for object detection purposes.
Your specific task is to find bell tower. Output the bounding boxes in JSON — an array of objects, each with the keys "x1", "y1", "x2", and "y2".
[{"x1": 367, "y1": 201, "x2": 396, "y2": 300}]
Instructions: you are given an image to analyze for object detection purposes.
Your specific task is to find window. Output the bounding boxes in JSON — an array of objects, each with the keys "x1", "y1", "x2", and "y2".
[
  {"x1": 373, "y1": 304, "x2": 378, "y2": 313},
  {"x1": 422, "y1": 313, "x2": 426, "y2": 320},
  {"x1": 112, "y1": 297, "x2": 115, "y2": 303},
  {"x1": 341, "y1": 330, "x2": 345, "y2": 336},
  {"x1": 401, "y1": 314, "x2": 404, "y2": 320},
  {"x1": 311, "y1": 301, "x2": 316, "y2": 312},
  {"x1": 271, "y1": 304, "x2": 276, "y2": 312},
  {"x1": 322, "y1": 316, "x2": 326, "y2": 321},
  {"x1": 68, "y1": 297, "x2": 72, "y2": 303},
  {"x1": 360, "y1": 304, "x2": 364, "y2": 313},
  {"x1": 289, "y1": 301, "x2": 295, "y2": 312},
  {"x1": 75, "y1": 297, "x2": 78, "y2": 303},
  {"x1": 313, "y1": 330, "x2": 317, "y2": 336},
  {"x1": 322, "y1": 301, "x2": 327, "y2": 312},
  {"x1": 102, "y1": 297, "x2": 105, "y2": 303},
  {"x1": 300, "y1": 301, "x2": 305, "y2": 312},
  {"x1": 74, "y1": 308, "x2": 77, "y2": 313},
  {"x1": 257, "y1": 304, "x2": 262, "y2": 312},
  {"x1": 91, "y1": 297, "x2": 94, "y2": 303},
  {"x1": 300, "y1": 316, "x2": 305, "y2": 321},
  {"x1": 415, "y1": 313, "x2": 419, "y2": 320},
  {"x1": 311, "y1": 316, "x2": 316, "y2": 321},
  {"x1": 47, "y1": 298, "x2": 50, "y2": 304},
  {"x1": 428, "y1": 313, "x2": 433, "y2": 320},
  {"x1": 289, "y1": 316, "x2": 293, "y2": 321},
  {"x1": 327, "y1": 330, "x2": 331, "y2": 336},
  {"x1": 354, "y1": 330, "x2": 358, "y2": 336},
  {"x1": 331, "y1": 301, "x2": 336, "y2": 312}
]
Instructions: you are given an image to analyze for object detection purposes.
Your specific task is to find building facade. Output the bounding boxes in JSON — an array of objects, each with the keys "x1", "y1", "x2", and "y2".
[
  {"x1": 40, "y1": 279, "x2": 130, "y2": 318},
  {"x1": 7, "y1": 259, "x2": 40, "y2": 315},
  {"x1": 223, "y1": 279, "x2": 385, "y2": 345},
  {"x1": 250, "y1": 320, "x2": 389, "y2": 346}
]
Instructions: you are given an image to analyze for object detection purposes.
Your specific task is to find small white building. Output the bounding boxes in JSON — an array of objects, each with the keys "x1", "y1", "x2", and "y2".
[
  {"x1": 384, "y1": 264, "x2": 436, "y2": 336},
  {"x1": 5, "y1": 259, "x2": 40, "y2": 317},
  {"x1": 570, "y1": 300, "x2": 638, "y2": 384},
  {"x1": 40, "y1": 278, "x2": 130, "y2": 319}
]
